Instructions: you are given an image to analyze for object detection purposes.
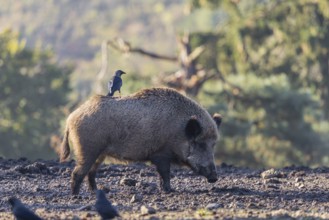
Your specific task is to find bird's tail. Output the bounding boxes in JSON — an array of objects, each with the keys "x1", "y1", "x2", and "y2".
[{"x1": 60, "y1": 125, "x2": 70, "y2": 162}]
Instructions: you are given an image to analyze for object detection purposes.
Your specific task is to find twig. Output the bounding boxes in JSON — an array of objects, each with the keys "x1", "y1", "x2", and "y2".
[{"x1": 107, "y1": 38, "x2": 177, "y2": 62}]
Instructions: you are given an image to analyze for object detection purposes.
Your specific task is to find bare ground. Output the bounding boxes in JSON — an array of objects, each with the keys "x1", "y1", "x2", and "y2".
[{"x1": 0, "y1": 158, "x2": 329, "y2": 219}]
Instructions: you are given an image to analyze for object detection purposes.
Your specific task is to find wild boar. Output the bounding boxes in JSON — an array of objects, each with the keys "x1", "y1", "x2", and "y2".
[{"x1": 60, "y1": 87, "x2": 222, "y2": 195}]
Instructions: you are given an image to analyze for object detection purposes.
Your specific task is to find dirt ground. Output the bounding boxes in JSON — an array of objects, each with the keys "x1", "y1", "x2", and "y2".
[{"x1": 1, "y1": 158, "x2": 329, "y2": 219}]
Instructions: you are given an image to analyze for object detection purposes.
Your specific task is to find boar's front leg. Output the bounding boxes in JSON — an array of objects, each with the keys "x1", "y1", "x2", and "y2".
[{"x1": 150, "y1": 154, "x2": 171, "y2": 192}]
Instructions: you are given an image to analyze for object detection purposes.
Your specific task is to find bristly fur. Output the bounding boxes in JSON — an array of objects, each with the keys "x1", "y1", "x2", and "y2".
[{"x1": 60, "y1": 87, "x2": 221, "y2": 194}]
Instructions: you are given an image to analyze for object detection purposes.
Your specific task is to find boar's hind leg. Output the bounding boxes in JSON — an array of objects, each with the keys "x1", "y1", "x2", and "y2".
[
  {"x1": 87, "y1": 154, "x2": 106, "y2": 192},
  {"x1": 71, "y1": 150, "x2": 102, "y2": 195},
  {"x1": 150, "y1": 155, "x2": 171, "y2": 193}
]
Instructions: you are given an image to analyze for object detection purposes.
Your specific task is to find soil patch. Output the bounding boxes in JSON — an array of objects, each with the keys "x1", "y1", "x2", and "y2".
[{"x1": 1, "y1": 158, "x2": 329, "y2": 219}]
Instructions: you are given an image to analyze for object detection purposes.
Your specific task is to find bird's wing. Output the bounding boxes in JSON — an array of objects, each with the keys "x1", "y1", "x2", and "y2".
[
  {"x1": 111, "y1": 76, "x2": 123, "y2": 91},
  {"x1": 108, "y1": 80, "x2": 113, "y2": 91}
]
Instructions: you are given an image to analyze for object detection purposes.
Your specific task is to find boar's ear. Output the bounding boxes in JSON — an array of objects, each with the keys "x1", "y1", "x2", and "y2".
[
  {"x1": 213, "y1": 113, "x2": 222, "y2": 129},
  {"x1": 185, "y1": 116, "x2": 202, "y2": 139}
]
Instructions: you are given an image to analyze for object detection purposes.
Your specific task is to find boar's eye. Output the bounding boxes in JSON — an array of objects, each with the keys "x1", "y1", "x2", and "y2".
[{"x1": 198, "y1": 142, "x2": 207, "y2": 150}]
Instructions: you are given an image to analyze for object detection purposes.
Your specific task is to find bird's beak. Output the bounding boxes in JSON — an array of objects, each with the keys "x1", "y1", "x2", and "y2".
[{"x1": 122, "y1": 72, "x2": 126, "y2": 74}]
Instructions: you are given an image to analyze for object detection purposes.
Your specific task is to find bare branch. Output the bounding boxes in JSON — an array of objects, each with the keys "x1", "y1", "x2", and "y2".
[
  {"x1": 200, "y1": 71, "x2": 218, "y2": 84},
  {"x1": 130, "y1": 48, "x2": 177, "y2": 62},
  {"x1": 107, "y1": 38, "x2": 177, "y2": 62},
  {"x1": 187, "y1": 46, "x2": 205, "y2": 63}
]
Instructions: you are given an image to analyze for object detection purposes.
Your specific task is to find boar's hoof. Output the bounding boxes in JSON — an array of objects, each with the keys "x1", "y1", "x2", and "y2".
[
  {"x1": 163, "y1": 186, "x2": 172, "y2": 193},
  {"x1": 71, "y1": 182, "x2": 82, "y2": 195},
  {"x1": 163, "y1": 188, "x2": 173, "y2": 194},
  {"x1": 207, "y1": 177, "x2": 218, "y2": 183},
  {"x1": 161, "y1": 184, "x2": 172, "y2": 193},
  {"x1": 71, "y1": 190, "x2": 79, "y2": 196}
]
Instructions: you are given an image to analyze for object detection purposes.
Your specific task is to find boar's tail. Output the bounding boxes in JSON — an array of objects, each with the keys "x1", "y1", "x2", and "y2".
[{"x1": 60, "y1": 126, "x2": 70, "y2": 162}]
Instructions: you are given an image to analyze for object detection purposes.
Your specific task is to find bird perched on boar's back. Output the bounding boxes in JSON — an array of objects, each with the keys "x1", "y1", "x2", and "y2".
[
  {"x1": 60, "y1": 87, "x2": 222, "y2": 195},
  {"x1": 107, "y1": 70, "x2": 125, "y2": 97}
]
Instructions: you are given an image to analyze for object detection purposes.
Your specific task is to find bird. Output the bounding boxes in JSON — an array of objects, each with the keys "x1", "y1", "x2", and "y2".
[
  {"x1": 95, "y1": 190, "x2": 120, "y2": 220},
  {"x1": 107, "y1": 70, "x2": 126, "y2": 97},
  {"x1": 8, "y1": 197, "x2": 43, "y2": 220}
]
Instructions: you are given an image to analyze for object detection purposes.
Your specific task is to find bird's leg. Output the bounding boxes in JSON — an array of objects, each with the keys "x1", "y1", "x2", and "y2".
[{"x1": 119, "y1": 90, "x2": 121, "y2": 98}]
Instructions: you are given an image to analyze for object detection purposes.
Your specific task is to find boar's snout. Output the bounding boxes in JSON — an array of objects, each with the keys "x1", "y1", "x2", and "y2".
[{"x1": 198, "y1": 164, "x2": 218, "y2": 183}]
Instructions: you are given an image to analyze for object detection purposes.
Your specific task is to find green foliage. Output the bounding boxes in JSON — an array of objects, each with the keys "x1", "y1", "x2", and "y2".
[
  {"x1": 203, "y1": 74, "x2": 324, "y2": 167},
  {"x1": 0, "y1": 30, "x2": 72, "y2": 159},
  {"x1": 186, "y1": 0, "x2": 329, "y2": 167}
]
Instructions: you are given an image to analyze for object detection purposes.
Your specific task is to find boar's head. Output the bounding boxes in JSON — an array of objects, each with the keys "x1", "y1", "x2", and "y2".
[{"x1": 184, "y1": 114, "x2": 222, "y2": 183}]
